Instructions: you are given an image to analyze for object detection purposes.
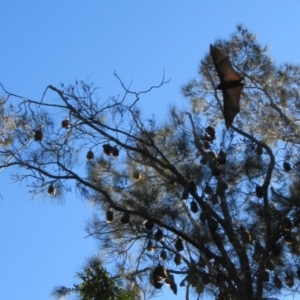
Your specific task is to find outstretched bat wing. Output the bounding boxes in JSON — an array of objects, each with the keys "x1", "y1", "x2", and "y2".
[
  {"x1": 210, "y1": 44, "x2": 242, "y2": 84},
  {"x1": 222, "y1": 84, "x2": 243, "y2": 128},
  {"x1": 210, "y1": 44, "x2": 244, "y2": 128}
]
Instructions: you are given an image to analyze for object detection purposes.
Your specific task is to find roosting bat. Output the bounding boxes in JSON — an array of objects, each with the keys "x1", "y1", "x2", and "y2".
[{"x1": 210, "y1": 44, "x2": 244, "y2": 128}]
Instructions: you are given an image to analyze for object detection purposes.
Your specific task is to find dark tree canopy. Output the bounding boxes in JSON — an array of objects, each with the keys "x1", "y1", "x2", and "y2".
[
  {"x1": 1, "y1": 25, "x2": 300, "y2": 300},
  {"x1": 52, "y1": 257, "x2": 138, "y2": 300}
]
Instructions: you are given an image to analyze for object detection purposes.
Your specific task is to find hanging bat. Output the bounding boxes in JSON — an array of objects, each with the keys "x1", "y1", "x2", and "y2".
[{"x1": 210, "y1": 44, "x2": 244, "y2": 128}]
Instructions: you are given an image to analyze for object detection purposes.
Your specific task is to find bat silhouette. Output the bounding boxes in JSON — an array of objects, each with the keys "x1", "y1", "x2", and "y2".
[{"x1": 210, "y1": 44, "x2": 244, "y2": 128}]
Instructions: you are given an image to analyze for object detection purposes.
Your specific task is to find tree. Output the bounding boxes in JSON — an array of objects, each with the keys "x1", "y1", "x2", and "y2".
[
  {"x1": 1, "y1": 25, "x2": 300, "y2": 299},
  {"x1": 52, "y1": 257, "x2": 138, "y2": 300}
]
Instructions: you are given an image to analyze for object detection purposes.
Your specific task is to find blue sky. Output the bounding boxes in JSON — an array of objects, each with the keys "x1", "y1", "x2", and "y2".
[{"x1": 1, "y1": 1, "x2": 300, "y2": 299}]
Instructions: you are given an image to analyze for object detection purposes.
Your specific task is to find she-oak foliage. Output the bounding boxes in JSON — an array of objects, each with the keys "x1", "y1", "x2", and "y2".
[
  {"x1": 1, "y1": 25, "x2": 300, "y2": 300},
  {"x1": 52, "y1": 257, "x2": 136, "y2": 300}
]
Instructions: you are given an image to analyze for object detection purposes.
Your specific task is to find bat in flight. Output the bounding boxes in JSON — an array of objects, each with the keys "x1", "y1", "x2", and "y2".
[{"x1": 210, "y1": 44, "x2": 244, "y2": 128}]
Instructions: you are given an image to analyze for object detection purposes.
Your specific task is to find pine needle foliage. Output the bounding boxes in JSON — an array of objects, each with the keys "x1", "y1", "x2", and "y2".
[{"x1": 2, "y1": 26, "x2": 300, "y2": 299}]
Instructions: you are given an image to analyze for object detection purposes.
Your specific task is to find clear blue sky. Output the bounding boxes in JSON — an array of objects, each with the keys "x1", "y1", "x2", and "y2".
[{"x1": 1, "y1": 1, "x2": 300, "y2": 299}]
